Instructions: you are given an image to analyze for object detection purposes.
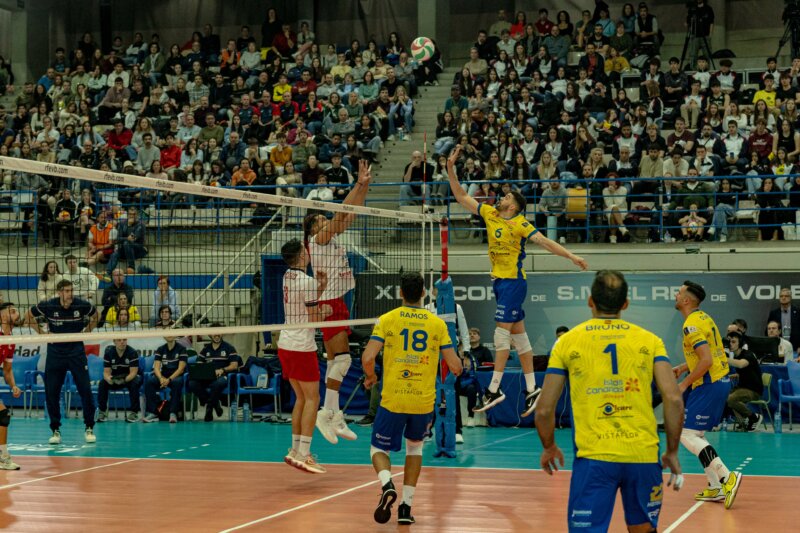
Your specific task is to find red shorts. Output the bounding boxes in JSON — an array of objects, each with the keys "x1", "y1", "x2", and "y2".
[
  {"x1": 320, "y1": 298, "x2": 351, "y2": 342},
  {"x1": 277, "y1": 348, "x2": 320, "y2": 382}
]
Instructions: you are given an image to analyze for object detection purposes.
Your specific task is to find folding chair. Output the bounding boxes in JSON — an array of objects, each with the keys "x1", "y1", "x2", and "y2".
[
  {"x1": 778, "y1": 361, "x2": 800, "y2": 431},
  {"x1": 235, "y1": 365, "x2": 282, "y2": 422},
  {"x1": 746, "y1": 373, "x2": 773, "y2": 430}
]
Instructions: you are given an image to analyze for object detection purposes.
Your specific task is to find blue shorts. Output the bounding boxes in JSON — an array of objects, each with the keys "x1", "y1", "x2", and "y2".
[
  {"x1": 493, "y1": 278, "x2": 527, "y2": 323},
  {"x1": 684, "y1": 377, "x2": 731, "y2": 431},
  {"x1": 371, "y1": 406, "x2": 433, "y2": 452},
  {"x1": 568, "y1": 458, "x2": 663, "y2": 532}
]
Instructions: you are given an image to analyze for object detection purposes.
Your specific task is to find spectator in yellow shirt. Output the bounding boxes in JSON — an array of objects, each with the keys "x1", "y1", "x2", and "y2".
[
  {"x1": 272, "y1": 73, "x2": 291, "y2": 103},
  {"x1": 752, "y1": 74, "x2": 777, "y2": 110},
  {"x1": 270, "y1": 132, "x2": 293, "y2": 170}
]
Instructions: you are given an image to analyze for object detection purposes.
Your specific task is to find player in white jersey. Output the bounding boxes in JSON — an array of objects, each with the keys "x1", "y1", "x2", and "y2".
[
  {"x1": 302, "y1": 160, "x2": 371, "y2": 444},
  {"x1": 278, "y1": 239, "x2": 332, "y2": 474}
]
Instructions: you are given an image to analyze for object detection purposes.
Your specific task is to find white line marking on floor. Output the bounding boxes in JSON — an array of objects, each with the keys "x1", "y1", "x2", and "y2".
[
  {"x1": 663, "y1": 501, "x2": 704, "y2": 533},
  {"x1": 0, "y1": 458, "x2": 140, "y2": 491}
]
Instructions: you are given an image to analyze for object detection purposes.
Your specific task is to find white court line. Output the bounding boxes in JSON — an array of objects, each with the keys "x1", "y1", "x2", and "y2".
[
  {"x1": 218, "y1": 471, "x2": 404, "y2": 533},
  {"x1": 663, "y1": 501, "x2": 704, "y2": 533},
  {"x1": 463, "y1": 430, "x2": 531, "y2": 452},
  {"x1": 0, "y1": 458, "x2": 140, "y2": 491}
]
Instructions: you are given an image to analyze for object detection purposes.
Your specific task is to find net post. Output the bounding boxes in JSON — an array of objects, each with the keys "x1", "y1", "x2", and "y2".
[{"x1": 439, "y1": 217, "x2": 449, "y2": 281}]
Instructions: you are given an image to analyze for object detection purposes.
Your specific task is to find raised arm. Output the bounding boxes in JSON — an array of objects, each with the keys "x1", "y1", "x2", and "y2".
[
  {"x1": 315, "y1": 159, "x2": 371, "y2": 245},
  {"x1": 529, "y1": 231, "x2": 588, "y2": 270},
  {"x1": 446, "y1": 146, "x2": 479, "y2": 215}
]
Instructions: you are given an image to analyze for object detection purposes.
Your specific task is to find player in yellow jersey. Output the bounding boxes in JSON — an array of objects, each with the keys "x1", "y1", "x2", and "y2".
[
  {"x1": 674, "y1": 280, "x2": 742, "y2": 510},
  {"x1": 362, "y1": 272, "x2": 462, "y2": 526},
  {"x1": 447, "y1": 146, "x2": 588, "y2": 416},
  {"x1": 536, "y1": 271, "x2": 684, "y2": 533}
]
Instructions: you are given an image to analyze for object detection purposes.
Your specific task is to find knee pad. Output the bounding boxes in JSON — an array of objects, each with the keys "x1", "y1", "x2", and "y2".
[
  {"x1": 405, "y1": 439, "x2": 423, "y2": 456},
  {"x1": 0, "y1": 408, "x2": 9, "y2": 427},
  {"x1": 680, "y1": 428, "x2": 707, "y2": 457},
  {"x1": 698, "y1": 445, "x2": 719, "y2": 468},
  {"x1": 328, "y1": 353, "x2": 351, "y2": 382},
  {"x1": 511, "y1": 332, "x2": 533, "y2": 355},
  {"x1": 494, "y1": 327, "x2": 512, "y2": 351},
  {"x1": 370, "y1": 445, "x2": 389, "y2": 459}
]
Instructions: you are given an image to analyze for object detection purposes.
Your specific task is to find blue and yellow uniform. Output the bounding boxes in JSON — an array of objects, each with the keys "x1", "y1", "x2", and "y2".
[
  {"x1": 478, "y1": 203, "x2": 538, "y2": 323},
  {"x1": 681, "y1": 309, "x2": 731, "y2": 431},
  {"x1": 547, "y1": 318, "x2": 670, "y2": 532},
  {"x1": 370, "y1": 305, "x2": 452, "y2": 451}
]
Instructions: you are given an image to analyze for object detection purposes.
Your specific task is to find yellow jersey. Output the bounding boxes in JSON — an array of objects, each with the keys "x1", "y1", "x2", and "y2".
[
  {"x1": 547, "y1": 318, "x2": 669, "y2": 463},
  {"x1": 681, "y1": 309, "x2": 729, "y2": 389},
  {"x1": 478, "y1": 203, "x2": 538, "y2": 279},
  {"x1": 370, "y1": 305, "x2": 452, "y2": 414}
]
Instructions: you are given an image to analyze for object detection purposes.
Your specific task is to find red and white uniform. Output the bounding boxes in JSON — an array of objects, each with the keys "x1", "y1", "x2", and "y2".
[
  {"x1": 0, "y1": 330, "x2": 14, "y2": 365},
  {"x1": 309, "y1": 234, "x2": 353, "y2": 341},
  {"x1": 277, "y1": 268, "x2": 321, "y2": 381}
]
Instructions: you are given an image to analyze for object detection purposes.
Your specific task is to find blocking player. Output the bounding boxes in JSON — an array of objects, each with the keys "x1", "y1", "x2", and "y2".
[
  {"x1": 279, "y1": 239, "x2": 332, "y2": 474},
  {"x1": 303, "y1": 160, "x2": 371, "y2": 444},
  {"x1": 27, "y1": 279, "x2": 99, "y2": 445},
  {"x1": 536, "y1": 270, "x2": 685, "y2": 533},
  {"x1": 0, "y1": 302, "x2": 22, "y2": 470},
  {"x1": 447, "y1": 145, "x2": 588, "y2": 416},
  {"x1": 674, "y1": 280, "x2": 742, "y2": 509},
  {"x1": 362, "y1": 271, "x2": 462, "y2": 525}
]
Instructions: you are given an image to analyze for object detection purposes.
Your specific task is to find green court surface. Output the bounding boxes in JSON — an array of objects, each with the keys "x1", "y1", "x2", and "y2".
[{"x1": 5, "y1": 416, "x2": 799, "y2": 477}]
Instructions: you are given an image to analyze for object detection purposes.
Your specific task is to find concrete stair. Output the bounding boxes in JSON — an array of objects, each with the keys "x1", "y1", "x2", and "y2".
[{"x1": 367, "y1": 66, "x2": 458, "y2": 209}]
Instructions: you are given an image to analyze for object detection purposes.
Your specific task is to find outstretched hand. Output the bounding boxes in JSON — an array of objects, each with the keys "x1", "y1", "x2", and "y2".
[
  {"x1": 571, "y1": 255, "x2": 588, "y2": 271},
  {"x1": 447, "y1": 145, "x2": 461, "y2": 170},
  {"x1": 358, "y1": 159, "x2": 372, "y2": 186}
]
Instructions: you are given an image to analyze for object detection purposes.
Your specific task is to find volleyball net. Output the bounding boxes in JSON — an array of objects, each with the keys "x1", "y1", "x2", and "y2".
[{"x1": 0, "y1": 156, "x2": 436, "y2": 356}]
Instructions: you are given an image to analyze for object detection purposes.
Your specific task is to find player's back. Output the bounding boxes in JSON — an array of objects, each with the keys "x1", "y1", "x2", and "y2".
[
  {"x1": 547, "y1": 318, "x2": 669, "y2": 463},
  {"x1": 279, "y1": 268, "x2": 317, "y2": 352},
  {"x1": 373, "y1": 305, "x2": 451, "y2": 415},
  {"x1": 478, "y1": 203, "x2": 537, "y2": 279},
  {"x1": 681, "y1": 309, "x2": 729, "y2": 388}
]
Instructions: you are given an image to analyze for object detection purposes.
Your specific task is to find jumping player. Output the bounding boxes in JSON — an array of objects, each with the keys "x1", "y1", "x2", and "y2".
[
  {"x1": 536, "y1": 271, "x2": 684, "y2": 532},
  {"x1": 446, "y1": 146, "x2": 588, "y2": 416},
  {"x1": 303, "y1": 159, "x2": 371, "y2": 443},
  {"x1": 362, "y1": 271, "x2": 462, "y2": 525},
  {"x1": 279, "y1": 239, "x2": 332, "y2": 474},
  {"x1": 0, "y1": 302, "x2": 22, "y2": 470},
  {"x1": 674, "y1": 280, "x2": 742, "y2": 509}
]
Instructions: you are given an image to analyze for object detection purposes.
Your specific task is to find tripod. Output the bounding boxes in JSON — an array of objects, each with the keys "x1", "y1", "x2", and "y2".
[
  {"x1": 776, "y1": 12, "x2": 800, "y2": 59},
  {"x1": 680, "y1": 13, "x2": 715, "y2": 71}
]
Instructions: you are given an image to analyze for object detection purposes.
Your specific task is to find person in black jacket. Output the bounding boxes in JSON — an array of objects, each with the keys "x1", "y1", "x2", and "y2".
[
  {"x1": 766, "y1": 287, "x2": 800, "y2": 351},
  {"x1": 725, "y1": 331, "x2": 763, "y2": 431}
]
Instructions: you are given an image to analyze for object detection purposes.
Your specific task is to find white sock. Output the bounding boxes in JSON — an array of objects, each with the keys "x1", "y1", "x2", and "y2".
[
  {"x1": 324, "y1": 389, "x2": 339, "y2": 412},
  {"x1": 488, "y1": 371, "x2": 503, "y2": 393},
  {"x1": 524, "y1": 372, "x2": 537, "y2": 393},
  {"x1": 619, "y1": 226, "x2": 628, "y2": 235},
  {"x1": 0, "y1": 444, "x2": 7, "y2": 456},
  {"x1": 402, "y1": 485, "x2": 416, "y2": 506},
  {"x1": 299, "y1": 436, "x2": 312, "y2": 457},
  {"x1": 292, "y1": 434, "x2": 300, "y2": 452},
  {"x1": 378, "y1": 469, "x2": 392, "y2": 486},
  {"x1": 709, "y1": 457, "x2": 730, "y2": 483},
  {"x1": 703, "y1": 466, "x2": 722, "y2": 488}
]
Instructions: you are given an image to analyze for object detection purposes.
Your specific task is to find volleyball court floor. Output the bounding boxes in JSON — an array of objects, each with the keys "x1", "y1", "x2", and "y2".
[{"x1": 0, "y1": 415, "x2": 797, "y2": 532}]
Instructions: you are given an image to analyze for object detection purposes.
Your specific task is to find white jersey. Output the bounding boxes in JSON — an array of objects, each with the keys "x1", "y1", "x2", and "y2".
[
  {"x1": 64, "y1": 267, "x2": 98, "y2": 301},
  {"x1": 309, "y1": 234, "x2": 355, "y2": 301},
  {"x1": 278, "y1": 268, "x2": 319, "y2": 352}
]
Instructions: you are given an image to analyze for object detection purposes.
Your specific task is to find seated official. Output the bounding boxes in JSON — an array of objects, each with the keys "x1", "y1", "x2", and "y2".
[
  {"x1": 189, "y1": 327, "x2": 240, "y2": 422},
  {"x1": 725, "y1": 331, "x2": 764, "y2": 431},
  {"x1": 466, "y1": 327, "x2": 494, "y2": 366},
  {"x1": 143, "y1": 334, "x2": 188, "y2": 423},
  {"x1": 766, "y1": 321, "x2": 796, "y2": 363},
  {"x1": 97, "y1": 338, "x2": 141, "y2": 423}
]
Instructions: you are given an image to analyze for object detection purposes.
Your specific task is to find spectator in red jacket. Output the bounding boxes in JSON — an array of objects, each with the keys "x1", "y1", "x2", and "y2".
[
  {"x1": 747, "y1": 118, "x2": 773, "y2": 163},
  {"x1": 159, "y1": 132, "x2": 182, "y2": 173},
  {"x1": 106, "y1": 118, "x2": 134, "y2": 161},
  {"x1": 271, "y1": 23, "x2": 297, "y2": 59},
  {"x1": 291, "y1": 69, "x2": 317, "y2": 105}
]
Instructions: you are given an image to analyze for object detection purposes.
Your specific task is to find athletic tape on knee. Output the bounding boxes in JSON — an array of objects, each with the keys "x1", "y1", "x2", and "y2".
[
  {"x1": 680, "y1": 428, "x2": 707, "y2": 457},
  {"x1": 494, "y1": 327, "x2": 512, "y2": 351},
  {"x1": 328, "y1": 353, "x2": 351, "y2": 382},
  {"x1": 0, "y1": 408, "x2": 9, "y2": 427},
  {"x1": 511, "y1": 332, "x2": 532, "y2": 355},
  {"x1": 370, "y1": 445, "x2": 389, "y2": 459},
  {"x1": 698, "y1": 445, "x2": 719, "y2": 468},
  {"x1": 405, "y1": 440, "x2": 423, "y2": 456}
]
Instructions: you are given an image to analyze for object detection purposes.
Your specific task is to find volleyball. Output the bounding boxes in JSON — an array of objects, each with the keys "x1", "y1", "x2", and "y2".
[
  {"x1": 58, "y1": 210, "x2": 71, "y2": 221},
  {"x1": 410, "y1": 36, "x2": 434, "y2": 62}
]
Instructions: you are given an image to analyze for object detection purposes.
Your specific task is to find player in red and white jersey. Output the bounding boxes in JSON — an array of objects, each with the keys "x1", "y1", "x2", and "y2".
[
  {"x1": 0, "y1": 302, "x2": 22, "y2": 470},
  {"x1": 278, "y1": 239, "x2": 332, "y2": 474},
  {"x1": 302, "y1": 160, "x2": 371, "y2": 445}
]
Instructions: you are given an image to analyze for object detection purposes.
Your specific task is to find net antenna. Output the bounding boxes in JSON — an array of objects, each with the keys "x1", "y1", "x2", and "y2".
[{"x1": 0, "y1": 157, "x2": 435, "y2": 349}]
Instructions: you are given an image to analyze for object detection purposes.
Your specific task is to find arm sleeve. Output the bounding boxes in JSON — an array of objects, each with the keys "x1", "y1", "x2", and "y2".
[
  {"x1": 30, "y1": 302, "x2": 44, "y2": 319},
  {"x1": 439, "y1": 319, "x2": 453, "y2": 351},
  {"x1": 546, "y1": 337, "x2": 568, "y2": 376},
  {"x1": 103, "y1": 346, "x2": 113, "y2": 367},
  {"x1": 456, "y1": 305, "x2": 469, "y2": 349},
  {"x1": 370, "y1": 316, "x2": 385, "y2": 343},
  {"x1": 653, "y1": 337, "x2": 670, "y2": 364},
  {"x1": 517, "y1": 219, "x2": 538, "y2": 240},
  {"x1": 683, "y1": 323, "x2": 707, "y2": 349},
  {"x1": 303, "y1": 277, "x2": 319, "y2": 308}
]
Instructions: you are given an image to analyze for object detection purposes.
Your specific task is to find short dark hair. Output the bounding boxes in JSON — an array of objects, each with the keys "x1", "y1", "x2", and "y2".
[
  {"x1": 591, "y1": 270, "x2": 628, "y2": 315},
  {"x1": 64, "y1": 254, "x2": 77, "y2": 262},
  {"x1": 509, "y1": 190, "x2": 527, "y2": 213},
  {"x1": 281, "y1": 239, "x2": 304, "y2": 265},
  {"x1": 400, "y1": 272, "x2": 425, "y2": 304},
  {"x1": 556, "y1": 325, "x2": 569, "y2": 335},
  {"x1": 0, "y1": 302, "x2": 15, "y2": 313},
  {"x1": 683, "y1": 280, "x2": 706, "y2": 303},
  {"x1": 733, "y1": 317, "x2": 748, "y2": 331},
  {"x1": 727, "y1": 330, "x2": 743, "y2": 341},
  {"x1": 56, "y1": 279, "x2": 73, "y2": 291}
]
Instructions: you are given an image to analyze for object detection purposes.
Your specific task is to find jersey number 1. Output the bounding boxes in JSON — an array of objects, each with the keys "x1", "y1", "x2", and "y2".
[{"x1": 604, "y1": 343, "x2": 618, "y2": 375}]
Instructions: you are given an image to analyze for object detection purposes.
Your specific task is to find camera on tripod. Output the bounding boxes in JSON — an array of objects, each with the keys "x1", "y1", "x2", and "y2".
[{"x1": 784, "y1": 0, "x2": 800, "y2": 22}]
